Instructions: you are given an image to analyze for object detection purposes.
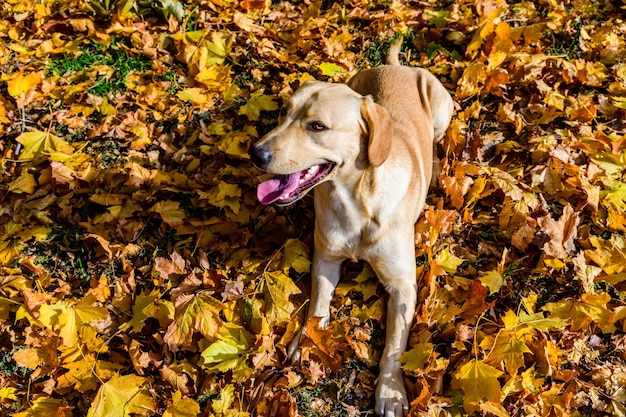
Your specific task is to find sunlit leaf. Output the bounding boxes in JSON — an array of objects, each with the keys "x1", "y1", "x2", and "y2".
[
  {"x1": 8, "y1": 170, "x2": 37, "y2": 194},
  {"x1": 16, "y1": 129, "x2": 74, "y2": 160},
  {"x1": 201, "y1": 324, "x2": 251, "y2": 381},
  {"x1": 484, "y1": 330, "x2": 531, "y2": 374},
  {"x1": 57, "y1": 355, "x2": 124, "y2": 392},
  {"x1": 164, "y1": 292, "x2": 224, "y2": 352},
  {"x1": 435, "y1": 247, "x2": 464, "y2": 274},
  {"x1": 586, "y1": 234, "x2": 626, "y2": 275},
  {"x1": 204, "y1": 181, "x2": 241, "y2": 214},
  {"x1": 452, "y1": 359, "x2": 503, "y2": 414},
  {"x1": 399, "y1": 343, "x2": 434, "y2": 372},
  {"x1": 120, "y1": 289, "x2": 164, "y2": 333},
  {"x1": 7, "y1": 71, "x2": 43, "y2": 98},
  {"x1": 163, "y1": 391, "x2": 200, "y2": 417},
  {"x1": 39, "y1": 296, "x2": 109, "y2": 346},
  {"x1": 319, "y1": 62, "x2": 344, "y2": 77},
  {"x1": 238, "y1": 89, "x2": 279, "y2": 121},
  {"x1": 212, "y1": 384, "x2": 235, "y2": 414},
  {"x1": 543, "y1": 292, "x2": 615, "y2": 332},
  {"x1": 0, "y1": 386, "x2": 17, "y2": 401},
  {"x1": 12, "y1": 397, "x2": 72, "y2": 417},
  {"x1": 480, "y1": 270, "x2": 503, "y2": 295},
  {"x1": 281, "y1": 238, "x2": 310, "y2": 274},
  {"x1": 177, "y1": 88, "x2": 210, "y2": 106},
  {"x1": 87, "y1": 374, "x2": 156, "y2": 417},
  {"x1": 263, "y1": 271, "x2": 301, "y2": 325}
]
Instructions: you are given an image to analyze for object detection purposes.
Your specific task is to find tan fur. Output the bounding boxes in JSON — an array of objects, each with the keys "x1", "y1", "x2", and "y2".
[{"x1": 251, "y1": 51, "x2": 454, "y2": 417}]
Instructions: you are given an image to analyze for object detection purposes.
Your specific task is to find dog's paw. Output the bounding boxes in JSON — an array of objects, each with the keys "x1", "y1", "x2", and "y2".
[
  {"x1": 375, "y1": 374, "x2": 409, "y2": 417},
  {"x1": 287, "y1": 329, "x2": 304, "y2": 363}
]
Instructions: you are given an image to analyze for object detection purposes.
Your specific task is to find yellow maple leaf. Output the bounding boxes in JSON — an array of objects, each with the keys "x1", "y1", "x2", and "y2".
[
  {"x1": 164, "y1": 391, "x2": 200, "y2": 417},
  {"x1": 212, "y1": 384, "x2": 235, "y2": 415},
  {"x1": 0, "y1": 387, "x2": 17, "y2": 401},
  {"x1": 501, "y1": 309, "x2": 565, "y2": 332},
  {"x1": 177, "y1": 87, "x2": 210, "y2": 106},
  {"x1": 351, "y1": 297, "x2": 385, "y2": 322},
  {"x1": 164, "y1": 292, "x2": 224, "y2": 352},
  {"x1": 8, "y1": 170, "x2": 37, "y2": 194},
  {"x1": 195, "y1": 64, "x2": 232, "y2": 91},
  {"x1": 586, "y1": 234, "x2": 626, "y2": 274},
  {"x1": 483, "y1": 330, "x2": 531, "y2": 375},
  {"x1": 7, "y1": 71, "x2": 43, "y2": 99},
  {"x1": 201, "y1": 324, "x2": 251, "y2": 381},
  {"x1": 457, "y1": 61, "x2": 487, "y2": 99},
  {"x1": 238, "y1": 89, "x2": 279, "y2": 121},
  {"x1": 97, "y1": 97, "x2": 116, "y2": 116},
  {"x1": 452, "y1": 359, "x2": 503, "y2": 414},
  {"x1": 399, "y1": 342, "x2": 435, "y2": 372},
  {"x1": 204, "y1": 32, "x2": 231, "y2": 65},
  {"x1": 263, "y1": 270, "x2": 301, "y2": 325},
  {"x1": 203, "y1": 181, "x2": 241, "y2": 214},
  {"x1": 435, "y1": 247, "x2": 465, "y2": 274},
  {"x1": 319, "y1": 62, "x2": 344, "y2": 77},
  {"x1": 150, "y1": 200, "x2": 186, "y2": 227},
  {"x1": 16, "y1": 129, "x2": 75, "y2": 160},
  {"x1": 466, "y1": 8, "x2": 506, "y2": 58},
  {"x1": 57, "y1": 355, "x2": 124, "y2": 392},
  {"x1": 542, "y1": 292, "x2": 615, "y2": 332},
  {"x1": 12, "y1": 397, "x2": 72, "y2": 417},
  {"x1": 12, "y1": 347, "x2": 46, "y2": 370},
  {"x1": 119, "y1": 289, "x2": 165, "y2": 333},
  {"x1": 87, "y1": 374, "x2": 156, "y2": 417},
  {"x1": 480, "y1": 270, "x2": 503, "y2": 295},
  {"x1": 38, "y1": 296, "x2": 109, "y2": 346},
  {"x1": 217, "y1": 133, "x2": 251, "y2": 160},
  {"x1": 281, "y1": 238, "x2": 311, "y2": 274}
]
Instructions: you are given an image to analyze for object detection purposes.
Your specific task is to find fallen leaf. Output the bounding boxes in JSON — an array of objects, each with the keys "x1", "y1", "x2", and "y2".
[
  {"x1": 164, "y1": 292, "x2": 224, "y2": 352},
  {"x1": 16, "y1": 130, "x2": 74, "y2": 160},
  {"x1": 452, "y1": 359, "x2": 503, "y2": 414},
  {"x1": 7, "y1": 71, "x2": 43, "y2": 99},
  {"x1": 163, "y1": 391, "x2": 200, "y2": 417},
  {"x1": 87, "y1": 374, "x2": 156, "y2": 417},
  {"x1": 238, "y1": 89, "x2": 279, "y2": 121}
]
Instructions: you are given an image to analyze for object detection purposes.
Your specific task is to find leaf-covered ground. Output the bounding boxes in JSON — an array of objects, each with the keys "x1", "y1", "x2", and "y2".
[{"x1": 1, "y1": 0, "x2": 626, "y2": 416}]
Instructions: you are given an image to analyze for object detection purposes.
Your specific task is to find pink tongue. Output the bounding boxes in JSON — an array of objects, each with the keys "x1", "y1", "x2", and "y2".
[{"x1": 257, "y1": 173, "x2": 300, "y2": 205}]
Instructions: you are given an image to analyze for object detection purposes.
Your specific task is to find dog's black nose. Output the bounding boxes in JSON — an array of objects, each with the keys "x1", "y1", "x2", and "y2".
[{"x1": 249, "y1": 145, "x2": 271, "y2": 168}]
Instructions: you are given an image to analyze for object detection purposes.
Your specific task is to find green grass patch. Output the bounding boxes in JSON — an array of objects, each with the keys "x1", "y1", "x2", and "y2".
[
  {"x1": 47, "y1": 40, "x2": 151, "y2": 96},
  {"x1": 545, "y1": 18, "x2": 584, "y2": 60}
]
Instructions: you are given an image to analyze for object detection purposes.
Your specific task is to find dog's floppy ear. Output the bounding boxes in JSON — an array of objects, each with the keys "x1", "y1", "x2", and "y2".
[{"x1": 361, "y1": 96, "x2": 393, "y2": 167}]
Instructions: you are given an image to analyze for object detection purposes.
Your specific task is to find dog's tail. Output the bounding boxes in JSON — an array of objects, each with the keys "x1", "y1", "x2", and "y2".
[{"x1": 386, "y1": 37, "x2": 403, "y2": 66}]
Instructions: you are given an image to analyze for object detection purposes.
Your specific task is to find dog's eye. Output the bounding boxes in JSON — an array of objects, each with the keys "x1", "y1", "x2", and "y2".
[{"x1": 307, "y1": 121, "x2": 328, "y2": 132}]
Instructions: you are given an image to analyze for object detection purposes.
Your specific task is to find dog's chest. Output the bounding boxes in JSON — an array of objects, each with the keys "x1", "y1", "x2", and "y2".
[{"x1": 314, "y1": 188, "x2": 386, "y2": 261}]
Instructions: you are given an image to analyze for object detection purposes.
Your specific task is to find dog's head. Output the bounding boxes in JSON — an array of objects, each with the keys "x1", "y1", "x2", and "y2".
[{"x1": 250, "y1": 81, "x2": 392, "y2": 206}]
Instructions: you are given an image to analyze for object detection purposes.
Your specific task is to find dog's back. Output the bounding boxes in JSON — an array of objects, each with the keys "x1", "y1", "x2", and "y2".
[{"x1": 348, "y1": 65, "x2": 453, "y2": 145}]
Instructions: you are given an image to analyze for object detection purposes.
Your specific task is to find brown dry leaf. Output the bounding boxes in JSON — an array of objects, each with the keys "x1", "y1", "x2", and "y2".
[{"x1": 537, "y1": 204, "x2": 581, "y2": 260}]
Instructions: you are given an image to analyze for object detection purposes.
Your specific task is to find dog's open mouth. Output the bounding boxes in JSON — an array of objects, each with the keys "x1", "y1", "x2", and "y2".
[{"x1": 257, "y1": 163, "x2": 335, "y2": 205}]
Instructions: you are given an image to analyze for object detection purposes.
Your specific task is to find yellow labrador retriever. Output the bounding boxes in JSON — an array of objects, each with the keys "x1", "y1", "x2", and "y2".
[{"x1": 250, "y1": 44, "x2": 453, "y2": 417}]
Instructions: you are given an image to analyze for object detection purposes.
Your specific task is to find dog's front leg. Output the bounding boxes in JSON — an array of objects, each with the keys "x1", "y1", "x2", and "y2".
[
  {"x1": 371, "y1": 253, "x2": 417, "y2": 417},
  {"x1": 288, "y1": 251, "x2": 342, "y2": 361}
]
